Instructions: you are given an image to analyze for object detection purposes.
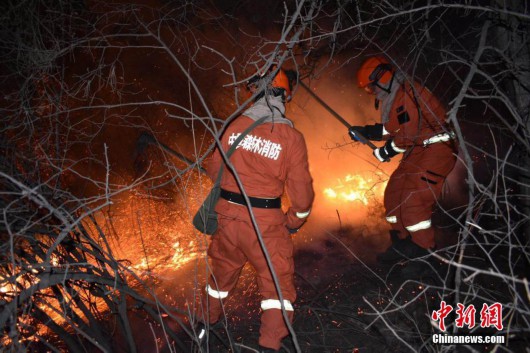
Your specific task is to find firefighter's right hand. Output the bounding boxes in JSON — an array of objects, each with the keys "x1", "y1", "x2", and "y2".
[
  {"x1": 373, "y1": 139, "x2": 400, "y2": 162},
  {"x1": 373, "y1": 146, "x2": 391, "y2": 162},
  {"x1": 348, "y1": 126, "x2": 365, "y2": 141}
]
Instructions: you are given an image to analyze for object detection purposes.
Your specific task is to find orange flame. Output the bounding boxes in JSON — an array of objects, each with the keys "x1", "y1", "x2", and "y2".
[{"x1": 322, "y1": 172, "x2": 387, "y2": 205}]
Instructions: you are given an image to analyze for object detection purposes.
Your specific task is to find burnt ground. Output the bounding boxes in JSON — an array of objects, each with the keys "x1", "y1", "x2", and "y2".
[
  {"x1": 111, "y1": 198, "x2": 526, "y2": 353},
  {"x1": 157, "y1": 225, "x2": 472, "y2": 353},
  {"x1": 59, "y1": 189, "x2": 527, "y2": 353},
  {"x1": 71, "y1": 216, "x2": 525, "y2": 353}
]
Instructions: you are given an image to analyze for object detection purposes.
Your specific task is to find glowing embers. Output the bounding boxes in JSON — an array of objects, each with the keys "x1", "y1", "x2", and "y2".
[
  {"x1": 0, "y1": 272, "x2": 37, "y2": 296},
  {"x1": 0, "y1": 253, "x2": 61, "y2": 296},
  {"x1": 131, "y1": 240, "x2": 199, "y2": 272},
  {"x1": 82, "y1": 178, "x2": 209, "y2": 277},
  {"x1": 0, "y1": 258, "x2": 112, "y2": 347},
  {"x1": 323, "y1": 172, "x2": 387, "y2": 205},
  {"x1": 170, "y1": 240, "x2": 197, "y2": 268}
]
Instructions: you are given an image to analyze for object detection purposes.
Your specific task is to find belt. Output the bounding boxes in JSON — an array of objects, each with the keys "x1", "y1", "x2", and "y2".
[
  {"x1": 220, "y1": 189, "x2": 281, "y2": 209},
  {"x1": 423, "y1": 131, "x2": 456, "y2": 147}
]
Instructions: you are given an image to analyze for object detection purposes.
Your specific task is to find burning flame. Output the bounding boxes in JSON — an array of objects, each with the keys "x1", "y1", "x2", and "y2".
[
  {"x1": 323, "y1": 173, "x2": 387, "y2": 205},
  {"x1": 131, "y1": 240, "x2": 199, "y2": 272},
  {"x1": 85, "y1": 175, "x2": 208, "y2": 278}
]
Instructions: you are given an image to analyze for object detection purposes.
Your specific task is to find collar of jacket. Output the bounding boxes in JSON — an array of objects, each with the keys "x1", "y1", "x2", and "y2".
[{"x1": 242, "y1": 95, "x2": 293, "y2": 127}]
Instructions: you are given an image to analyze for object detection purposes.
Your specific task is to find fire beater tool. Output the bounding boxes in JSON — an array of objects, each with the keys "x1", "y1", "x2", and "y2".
[
  {"x1": 299, "y1": 81, "x2": 377, "y2": 150},
  {"x1": 135, "y1": 132, "x2": 207, "y2": 174}
]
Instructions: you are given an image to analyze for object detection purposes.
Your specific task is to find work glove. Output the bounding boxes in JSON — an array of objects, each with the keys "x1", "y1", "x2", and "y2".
[
  {"x1": 348, "y1": 126, "x2": 366, "y2": 141},
  {"x1": 373, "y1": 139, "x2": 402, "y2": 162},
  {"x1": 348, "y1": 124, "x2": 384, "y2": 141},
  {"x1": 285, "y1": 207, "x2": 309, "y2": 235},
  {"x1": 286, "y1": 226, "x2": 300, "y2": 235}
]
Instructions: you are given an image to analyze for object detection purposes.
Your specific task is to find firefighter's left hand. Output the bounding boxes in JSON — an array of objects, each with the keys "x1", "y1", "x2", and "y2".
[{"x1": 348, "y1": 126, "x2": 365, "y2": 141}]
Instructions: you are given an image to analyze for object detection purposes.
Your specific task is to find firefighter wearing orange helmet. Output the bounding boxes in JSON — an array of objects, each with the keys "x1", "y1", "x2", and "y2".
[
  {"x1": 196, "y1": 66, "x2": 314, "y2": 353},
  {"x1": 350, "y1": 56, "x2": 457, "y2": 266}
]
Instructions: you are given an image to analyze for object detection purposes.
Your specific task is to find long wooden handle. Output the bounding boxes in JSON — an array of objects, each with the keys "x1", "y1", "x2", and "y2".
[{"x1": 299, "y1": 81, "x2": 377, "y2": 150}]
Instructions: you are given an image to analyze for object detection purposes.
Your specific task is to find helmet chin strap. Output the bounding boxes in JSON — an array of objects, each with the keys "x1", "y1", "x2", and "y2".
[
  {"x1": 375, "y1": 73, "x2": 394, "y2": 94},
  {"x1": 253, "y1": 88, "x2": 286, "y2": 103},
  {"x1": 373, "y1": 73, "x2": 395, "y2": 110}
]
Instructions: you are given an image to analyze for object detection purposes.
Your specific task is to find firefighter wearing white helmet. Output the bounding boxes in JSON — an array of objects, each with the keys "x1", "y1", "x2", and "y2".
[
  {"x1": 350, "y1": 56, "x2": 458, "y2": 268},
  {"x1": 196, "y1": 66, "x2": 314, "y2": 353}
]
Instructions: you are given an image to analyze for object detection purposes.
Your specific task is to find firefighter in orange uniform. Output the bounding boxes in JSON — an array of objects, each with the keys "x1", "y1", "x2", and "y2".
[
  {"x1": 349, "y1": 56, "x2": 457, "y2": 265},
  {"x1": 197, "y1": 67, "x2": 314, "y2": 353}
]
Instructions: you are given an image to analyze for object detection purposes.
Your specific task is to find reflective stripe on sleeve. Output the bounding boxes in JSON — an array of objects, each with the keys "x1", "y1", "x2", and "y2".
[
  {"x1": 390, "y1": 140, "x2": 406, "y2": 153},
  {"x1": 206, "y1": 284, "x2": 229, "y2": 299},
  {"x1": 296, "y1": 209, "x2": 311, "y2": 219},
  {"x1": 405, "y1": 220, "x2": 432, "y2": 232},
  {"x1": 373, "y1": 148, "x2": 386, "y2": 162},
  {"x1": 261, "y1": 299, "x2": 294, "y2": 311},
  {"x1": 386, "y1": 216, "x2": 397, "y2": 224},
  {"x1": 382, "y1": 126, "x2": 390, "y2": 136}
]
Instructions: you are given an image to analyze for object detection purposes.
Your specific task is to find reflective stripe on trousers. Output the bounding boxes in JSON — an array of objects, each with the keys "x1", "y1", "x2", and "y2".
[
  {"x1": 206, "y1": 284, "x2": 229, "y2": 299},
  {"x1": 261, "y1": 299, "x2": 294, "y2": 311},
  {"x1": 405, "y1": 219, "x2": 432, "y2": 232}
]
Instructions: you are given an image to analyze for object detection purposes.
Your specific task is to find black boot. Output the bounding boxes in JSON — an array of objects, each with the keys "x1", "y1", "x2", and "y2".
[
  {"x1": 377, "y1": 234, "x2": 429, "y2": 264},
  {"x1": 399, "y1": 258, "x2": 434, "y2": 278},
  {"x1": 389, "y1": 229, "x2": 401, "y2": 244},
  {"x1": 259, "y1": 345, "x2": 279, "y2": 353},
  {"x1": 193, "y1": 321, "x2": 222, "y2": 351},
  {"x1": 399, "y1": 248, "x2": 447, "y2": 279},
  {"x1": 193, "y1": 321, "x2": 208, "y2": 350}
]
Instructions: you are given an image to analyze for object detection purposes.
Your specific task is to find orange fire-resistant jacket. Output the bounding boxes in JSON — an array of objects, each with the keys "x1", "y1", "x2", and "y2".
[
  {"x1": 206, "y1": 115, "x2": 314, "y2": 229},
  {"x1": 383, "y1": 81, "x2": 450, "y2": 149},
  {"x1": 203, "y1": 107, "x2": 314, "y2": 350},
  {"x1": 381, "y1": 80, "x2": 457, "y2": 249}
]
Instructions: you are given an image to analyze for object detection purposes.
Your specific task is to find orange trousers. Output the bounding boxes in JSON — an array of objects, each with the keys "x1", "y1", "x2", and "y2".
[
  {"x1": 204, "y1": 216, "x2": 296, "y2": 350},
  {"x1": 384, "y1": 143, "x2": 456, "y2": 249}
]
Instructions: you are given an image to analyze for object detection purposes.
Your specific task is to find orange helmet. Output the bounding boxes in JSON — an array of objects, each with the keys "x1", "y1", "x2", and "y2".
[
  {"x1": 271, "y1": 68, "x2": 292, "y2": 101},
  {"x1": 356, "y1": 56, "x2": 393, "y2": 92},
  {"x1": 247, "y1": 66, "x2": 296, "y2": 102}
]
